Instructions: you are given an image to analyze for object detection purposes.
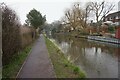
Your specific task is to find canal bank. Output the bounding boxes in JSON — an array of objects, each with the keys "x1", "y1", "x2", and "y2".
[
  {"x1": 50, "y1": 34, "x2": 119, "y2": 78},
  {"x1": 88, "y1": 36, "x2": 120, "y2": 44},
  {"x1": 44, "y1": 35, "x2": 86, "y2": 78},
  {"x1": 60, "y1": 32, "x2": 120, "y2": 44}
]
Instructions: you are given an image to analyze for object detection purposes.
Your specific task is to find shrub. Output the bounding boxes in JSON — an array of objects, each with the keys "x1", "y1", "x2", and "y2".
[
  {"x1": 73, "y1": 66, "x2": 80, "y2": 74},
  {"x1": 1, "y1": 3, "x2": 38, "y2": 66},
  {"x1": 108, "y1": 25, "x2": 115, "y2": 33},
  {"x1": 20, "y1": 26, "x2": 35, "y2": 48},
  {"x1": 1, "y1": 3, "x2": 21, "y2": 65}
]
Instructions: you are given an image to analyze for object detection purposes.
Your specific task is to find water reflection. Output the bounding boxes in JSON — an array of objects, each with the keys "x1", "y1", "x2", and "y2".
[{"x1": 51, "y1": 34, "x2": 119, "y2": 78}]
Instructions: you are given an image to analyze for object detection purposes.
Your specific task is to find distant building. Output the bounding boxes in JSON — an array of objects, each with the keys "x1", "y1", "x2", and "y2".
[
  {"x1": 104, "y1": 11, "x2": 120, "y2": 26},
  {"x1": 103, "y1": 9, "x2": 120, "y2": 39}
]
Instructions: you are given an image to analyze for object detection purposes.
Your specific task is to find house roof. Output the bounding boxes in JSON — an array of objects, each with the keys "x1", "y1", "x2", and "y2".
[{"x1": 105, "y1": 11, "x2": 120, "y2": 18}]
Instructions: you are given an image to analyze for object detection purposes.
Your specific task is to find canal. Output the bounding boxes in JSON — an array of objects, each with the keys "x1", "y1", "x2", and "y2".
[{"x1": 49, "y1": 34, "x2": 120, "y2": 78}]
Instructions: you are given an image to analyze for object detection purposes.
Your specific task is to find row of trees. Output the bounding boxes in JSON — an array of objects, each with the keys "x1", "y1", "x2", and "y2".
[
  {"x1": 61, "y1": 1, "x2": 115, "y2": 33},
  {"x1": 44, "y1": 1, "x2": 115, "y2": 36}
]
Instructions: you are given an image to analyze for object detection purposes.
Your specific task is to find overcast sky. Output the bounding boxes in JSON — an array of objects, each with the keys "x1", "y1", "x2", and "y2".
[{"x1": 1, "y1": 0, "x2": 120, "y2": 24}]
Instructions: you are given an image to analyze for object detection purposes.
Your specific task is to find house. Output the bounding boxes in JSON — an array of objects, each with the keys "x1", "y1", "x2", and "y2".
[
  {"x1": 103, "y1": 11, "x2": 120, "y2": 39},
  {"x1": 104, "y1": 11, "x2": 120, "y2": 26}
]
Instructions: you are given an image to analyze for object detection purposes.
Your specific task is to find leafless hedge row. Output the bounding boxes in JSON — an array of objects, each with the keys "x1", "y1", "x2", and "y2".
[
  {"x1": 1, "y1": 3, "x2": 36, "y2": 65},
  {"x1": 20, "y1": 26, "x2": 36, "y2": 48}
]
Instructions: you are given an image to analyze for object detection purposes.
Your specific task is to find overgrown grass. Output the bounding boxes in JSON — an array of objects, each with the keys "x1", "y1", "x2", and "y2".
[
  {"x1": 44, "y1": 35, "x2": 86, "y2": 78},
  {"x1": 2, "y1": 45, "x2": 32, "y2": 78}
]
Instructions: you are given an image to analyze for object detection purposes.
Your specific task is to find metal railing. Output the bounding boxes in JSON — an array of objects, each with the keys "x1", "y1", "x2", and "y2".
[{"x1": 88, "y1": 36, "x2": 120, "y2": 44}]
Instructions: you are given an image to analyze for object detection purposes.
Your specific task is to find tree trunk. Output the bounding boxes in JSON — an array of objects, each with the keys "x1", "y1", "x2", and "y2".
[{"x1": 96, "y1": 16, "x2": 100, "y2": 33}]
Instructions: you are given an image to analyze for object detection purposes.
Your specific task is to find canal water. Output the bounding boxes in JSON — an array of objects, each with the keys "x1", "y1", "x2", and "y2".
[{"x1": 49, "y1": 34, "x2": 120, "y2": 78}]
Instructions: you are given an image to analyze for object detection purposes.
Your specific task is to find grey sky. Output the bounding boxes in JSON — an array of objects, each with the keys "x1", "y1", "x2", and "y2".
[{"x1": 1, "y1": 0, "x2": 120, "y2": 24}]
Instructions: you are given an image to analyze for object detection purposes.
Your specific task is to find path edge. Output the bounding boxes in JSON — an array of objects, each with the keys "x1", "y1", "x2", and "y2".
[
  {"x1": 15, "y1": 41, "x2": 36, "y2": 78},
  {"x1": 43, "y1": 35, "x2": 57, "y2": 78}
]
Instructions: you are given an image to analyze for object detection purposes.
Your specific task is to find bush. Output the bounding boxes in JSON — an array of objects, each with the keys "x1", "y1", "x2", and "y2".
[
  {"x1": 20, "y1": 26, "x2": 35, "y2": 48},
  {"x1": 1, "y1": 3, "x2": 22, "y2": 65},
  {"x1": 1, "y1": 3, "x2": 37, "y2": 66},
  {"x1": 73, "y1": 66, "x2": 80, "y2": 74},
  {"x1": 108, "y1": 25, "x2": 115, "y2": 33}
]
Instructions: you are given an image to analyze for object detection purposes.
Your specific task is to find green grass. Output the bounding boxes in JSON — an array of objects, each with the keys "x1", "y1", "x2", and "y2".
[
  {"x1": 2, "y1": 45, "x2": 32, "y2": 78},
  {"x1": 44, "y1": 35, "x2": 86, "y2": 78}
]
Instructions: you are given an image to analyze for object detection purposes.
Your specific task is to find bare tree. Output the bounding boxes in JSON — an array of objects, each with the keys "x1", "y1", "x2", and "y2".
[
  {"x1": 89, "y1": 1, "x2": 115, "y2": 33},
  {"x1": 63, "y1": 2, "x2": 86, "y2": 31},
  {"x1": 91, "y1": 1, "x2": 115, "y2": 23},
  {"x1": 84, "y1": 2, "x2": 93, "y2": 27}
]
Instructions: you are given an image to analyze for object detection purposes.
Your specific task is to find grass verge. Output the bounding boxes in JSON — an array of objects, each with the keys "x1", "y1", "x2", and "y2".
[
  {"x1": 44, "y1": 35, "x2": 86, "y2": 78},
  {"x1": 2, "y1": 45, "x2": 32, "y2": 78}
]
